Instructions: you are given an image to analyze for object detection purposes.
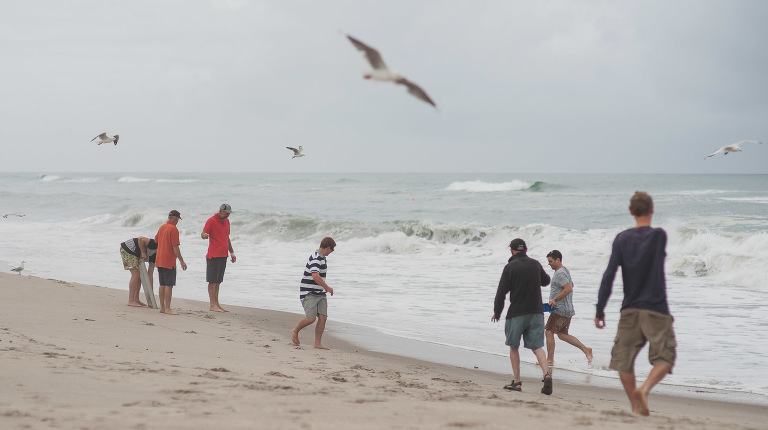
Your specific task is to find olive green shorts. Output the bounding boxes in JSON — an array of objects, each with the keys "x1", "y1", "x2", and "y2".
[{"x1": 610, "y1": 308, "x2": 677, "y2": 374}]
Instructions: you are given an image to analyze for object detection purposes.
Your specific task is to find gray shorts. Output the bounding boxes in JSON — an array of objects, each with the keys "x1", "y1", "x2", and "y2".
[
  {"x1": 504, "y1": 313, "x2": 545, "y2": 349},
  {"x1": 301, "y1": 294, "x2": 327, "y2": 319}
]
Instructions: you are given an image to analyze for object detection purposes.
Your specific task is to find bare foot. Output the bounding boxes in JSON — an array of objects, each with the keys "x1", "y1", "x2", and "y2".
[
  {"x1": 633, "y1": 389, "x2": 650, "y2": 416},
  {"x1": 127, "y1": 303, "x2": 142, "y2": 307},
  {"x1": 210, "y1": 307, "x2": 226, "y2": 313},
  {"x1": 163, "y1": 309, "x2": 179, "y2": 316},
  {"x1": 138, "y1": 301, "x2": 147, "y2": 307},
  {"x1": 314, "y1": 344, "x2": 330, "y2": 350},
  {"x1": 290, "y1": 329, "x2": 300, "y2": 345},
  {"x1": 585, "y1": 348, "x2": 593, "y2": 364}
]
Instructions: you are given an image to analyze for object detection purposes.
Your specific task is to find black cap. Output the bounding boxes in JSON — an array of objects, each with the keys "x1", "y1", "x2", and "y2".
[
  {"x1": 169, "y1": 210, "x2": 182, "y2": 220},
  {"x1": 509, "y1": 238, "x2": 527, "y2": 252}
]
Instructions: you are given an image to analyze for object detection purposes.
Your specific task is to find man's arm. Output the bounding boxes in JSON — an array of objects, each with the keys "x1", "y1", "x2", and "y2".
[
  {"x1": 228, "y1": 237, "x2": 236, "y2": 263},
  {"x1": 548, "y1": 282, "x2": 572, "y2": 307},
  {"x1": 311, "y1": 272, "x2": 332, "y2": 296},
  {"x1": 539, "y1": 263, "x2": 551, "y2": 287},
  {"x1": 172, "y1": 244, "x2": 187, "y2": 270},
  {"x1": 595, "y1": 239, "x2": 621, "y2": 327},
  {"x1": 137, "y1": 236, "x2": 150, "y2": 260},
  {"x1": 201, "y1": 218, "x2": 211, "y2": 239},
  {"x1": 492, "y1": 268, "x2": 509, "y2": 322}
]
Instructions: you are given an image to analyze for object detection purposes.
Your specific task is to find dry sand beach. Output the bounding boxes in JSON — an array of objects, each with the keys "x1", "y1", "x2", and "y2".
[{"x1": 1, "y1": 272, "x2": 765, "y2": 430}]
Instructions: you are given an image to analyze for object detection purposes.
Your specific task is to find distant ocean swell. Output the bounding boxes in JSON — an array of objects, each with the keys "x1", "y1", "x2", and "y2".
[
  {"x1": 445, "y1": 180, "x2": 552, "y2": 192},
  {"x1": 83, "y1": 209, "x2": 768, "y2": 291}
]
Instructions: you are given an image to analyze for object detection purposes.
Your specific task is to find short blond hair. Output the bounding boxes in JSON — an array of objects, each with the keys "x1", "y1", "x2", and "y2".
[{"x1": 629, "y1": 191, "x2": 653, "y2": 216}]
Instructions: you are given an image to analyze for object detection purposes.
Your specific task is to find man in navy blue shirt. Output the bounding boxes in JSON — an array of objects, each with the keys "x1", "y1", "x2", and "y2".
[{"x1": 595, "y1": 192, "x2": 676, "y2": 416}]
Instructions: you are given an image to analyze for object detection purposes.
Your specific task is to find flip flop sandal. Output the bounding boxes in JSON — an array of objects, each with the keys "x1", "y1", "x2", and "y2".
[{"x1": 503, "y1": 380, "x2": 522, "y2": 391}]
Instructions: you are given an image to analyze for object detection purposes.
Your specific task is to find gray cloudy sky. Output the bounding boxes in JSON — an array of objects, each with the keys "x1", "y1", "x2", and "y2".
[{"x1": 2, "y1": 0, "x2": 767, "y2": 174}]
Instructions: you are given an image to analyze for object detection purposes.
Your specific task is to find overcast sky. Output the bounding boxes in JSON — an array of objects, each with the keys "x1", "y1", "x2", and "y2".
[{"x1": 2, "y1": 0, "x2": 766, "y2": 174}]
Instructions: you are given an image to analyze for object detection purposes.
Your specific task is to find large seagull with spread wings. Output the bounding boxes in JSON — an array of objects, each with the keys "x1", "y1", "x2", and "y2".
[{"x1": 346, "y1": 34, "x2": 437, "y2": 109}]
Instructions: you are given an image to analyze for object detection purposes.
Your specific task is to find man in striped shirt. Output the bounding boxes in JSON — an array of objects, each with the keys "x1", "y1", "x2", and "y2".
[{"x1": 291, "y1": 237, "x2": 336, "y2": 349}]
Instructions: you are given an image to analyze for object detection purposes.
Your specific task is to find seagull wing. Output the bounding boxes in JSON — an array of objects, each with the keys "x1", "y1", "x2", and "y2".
[
  {"x1": 704, "y1": 147, "x2": 726, "y2": 159},
  {"x1": 91, "y1": 132, "x2": 107, "y2": 142},
  {"x1": 347, "y1": 35, "x2": 388, "y2": 70},
  {"x1": 733, "y1": 140, "x2": 763, "y2": 146},
  {"x1": 113, "y1": 135, "x2": 119, "y2": 145},
  {"x1": 286, "y1": 146, "x2": 300, "y2": 155},
  {"x1": 396, "y1": 78, "x2": 437, "y2": 108}
]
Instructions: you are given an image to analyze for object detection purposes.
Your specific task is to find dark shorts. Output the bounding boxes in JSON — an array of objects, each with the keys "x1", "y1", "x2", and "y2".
[
  {"x1": 610, "y1": 308, "x2": 677, "y2": 374},
  {"x1": 157, "y1": 267, "x2": 177, "y2": 287},
  {"x1": 206, "y1": 257, "x2": 227, "y2": 284},
  {"x1": 545, "y1": 313, "x2": 572, "y2": 335},
  {"x1": 504, "y1": 313, "x2": 545, "y2": 350}
]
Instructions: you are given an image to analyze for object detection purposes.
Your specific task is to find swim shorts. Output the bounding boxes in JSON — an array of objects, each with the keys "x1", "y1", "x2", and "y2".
[
  {"x1": 545, "y1": 313, "x2": 572, "y2": 335},
  {"x1": 120, "y1": 248, "x2": 140, "y2": 270},
  {"x1": 206, "y1": 257, "x2": 227, "y2": 283},
  {"x1": 157, "y1": 267, "x2": 177, "y2": 287}
]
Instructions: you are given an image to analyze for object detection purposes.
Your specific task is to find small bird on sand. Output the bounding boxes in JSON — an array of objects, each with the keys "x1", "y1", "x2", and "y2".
[
  {"x1": 705, "y1": 140, "x2": 763, "y2": 159},
  {"x1": 10, "y1": 261, "x2": 25, "y2": 275},
  {"x1": 286, "y1": 146, "x2": 305, "y2": 159},
  {"x1": 346, "y1": 34, "x2": 437, "y2": 109},
  {"x1": 92, "y1": 132, "x2": 120, "y2": 146},
  {"x1": 2, "y1": 213, "x2": 25, "y2": 218}
]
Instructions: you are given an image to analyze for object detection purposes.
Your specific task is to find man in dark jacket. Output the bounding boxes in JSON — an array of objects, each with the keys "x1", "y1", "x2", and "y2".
[{"x1": 492, "y1": 238, "x2": 553, "y2": 395}]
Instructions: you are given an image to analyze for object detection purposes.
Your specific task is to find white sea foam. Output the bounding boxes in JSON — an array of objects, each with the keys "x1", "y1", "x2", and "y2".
[
  {"x1": 156, "y1": 179, "x2": 197, "y2": 183},
  {"x1": 38, "y1": 174, "x2": 63, "y2": 182},
  {"x1": 720, "y1": 197, "x2": 768, "y2": 204},
  {"x1": 117, "y1": 176, "x2": 152, "y2": 183},
  {"x1": 446, "y1": 180, "x2": 535, "y2": 192}
]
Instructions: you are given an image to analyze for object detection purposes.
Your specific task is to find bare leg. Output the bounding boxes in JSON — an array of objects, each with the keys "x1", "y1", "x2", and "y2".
[
  {"x1": 633, "y1": 364, "x2": 670, "y2": 416},
  {"x1": 146, "y1": 266, "x2": 155, "y2": 308},
  {"x1": 314, "y1": 314, "x2": 329, "y2": 349},
  {"x1": 208, "y1": 283, "x2": 227, "y2": 312},
  {"x1": 557, "y1": 333, "x2": 593, "y2": 364},
  {"x1": 158, "y1": 285, "x2": 167, "y2": 313},
  {"x1": 291, "y1": 317, "x2": 316, "y2": 345},
  {"x1": 532, "y1": 347, "x2": 549, "y2": 378},
  {"x1": 127, "y1": 270, "x2": 143, "y2": 306},
  {"x1": 508, "y1": 347, "x2": 521, "y2": 383},
  {"x1": 619, "y1": 372, "x2": 641, "y2": 414},
  {"x1": 545, "y1": 329, "x2": 556, "y2": 370},
  {"x1": 160, "y1": 285, "x2": 177, "y2": 315}
]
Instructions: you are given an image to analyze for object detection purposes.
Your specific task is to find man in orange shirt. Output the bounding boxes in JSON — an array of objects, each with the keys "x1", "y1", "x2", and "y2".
[
  {"x1": 201, "y1": 203, "x2": 236, "y2": 312},
  {"x1": 155, "y1": 210, "x2": 187, "y2": 315}
]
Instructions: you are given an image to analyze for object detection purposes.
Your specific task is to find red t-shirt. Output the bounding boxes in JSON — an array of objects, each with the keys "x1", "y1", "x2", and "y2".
[
  {"x1": 203, "y1": 214, "x2": 230, "y2": 259},
  {"x1": 155, "y1": 222, "x2": 181, "y2": 269}
]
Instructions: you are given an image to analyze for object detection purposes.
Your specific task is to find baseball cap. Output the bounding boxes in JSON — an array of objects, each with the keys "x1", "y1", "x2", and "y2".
[
  {"x1": 220, "y1": 203, "x2": 232, "y2": 214},
  {"x1": 169, "y1": 210, "x2": 182, "y2": 219},
  {"x1": 509, "y1": 238, "x2": 527, "y2": 251}
]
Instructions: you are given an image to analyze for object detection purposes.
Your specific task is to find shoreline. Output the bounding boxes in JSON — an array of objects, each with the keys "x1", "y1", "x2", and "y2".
[{"x1": 1, "y1": 272, "x2": 766, "y2": 429}]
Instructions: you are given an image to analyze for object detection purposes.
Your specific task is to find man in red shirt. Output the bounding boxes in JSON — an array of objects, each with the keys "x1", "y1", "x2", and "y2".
[
  {"x1": 201, "y1": 204, "x2": 236, "y2": 312},
  {"x1": 155, "y1": 210, "x2": 187, "y2": 315}
]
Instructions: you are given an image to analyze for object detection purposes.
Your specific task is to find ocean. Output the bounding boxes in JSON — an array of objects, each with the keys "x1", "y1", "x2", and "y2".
[{"x1": 1, "y1": 172, "x2": 767, "y2": 403}]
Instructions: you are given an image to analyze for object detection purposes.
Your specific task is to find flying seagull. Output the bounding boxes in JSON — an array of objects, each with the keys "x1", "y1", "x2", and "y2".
[
  {"x1": 92, "y1": 132, "x2": 120, "y2": 146},
  {"x1": 286, "y1": 146, "x2": 305, "y2": 159},
  {"x1": 2, "y1": 213, "x2": 25, "y2": 218},
  {"x1": 10, "y1": 261, "x2": 25, "y2": 275},
  {"x1": 705, "y1": 140, "x2": 763, "y2": 159},
  {"x1": 346, "y1": 34, "x2": 437, "y2": 109}
]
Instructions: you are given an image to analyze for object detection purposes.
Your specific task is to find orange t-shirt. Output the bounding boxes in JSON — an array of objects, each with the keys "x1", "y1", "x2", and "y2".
[{"x1": 155, "y1": 221, "x2": 181, "y2": 269}]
